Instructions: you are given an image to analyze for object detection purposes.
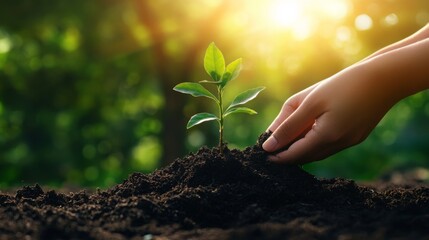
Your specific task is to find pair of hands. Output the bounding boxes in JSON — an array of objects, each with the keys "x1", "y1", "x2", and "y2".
[
  {"x1": 262, "y1": 62, "x2": 397, "y2": 164},
  {"x1": 262, "y1": 25, "x2": 429, "y2": 164}
]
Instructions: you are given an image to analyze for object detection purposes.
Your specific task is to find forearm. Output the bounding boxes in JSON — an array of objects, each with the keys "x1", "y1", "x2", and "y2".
[
  {"x1": 363, "y1": 23, "x2": 429, "y2": 61},
  {"x1": 366, "y1": 37, "x2": 429, "y2": 102}
]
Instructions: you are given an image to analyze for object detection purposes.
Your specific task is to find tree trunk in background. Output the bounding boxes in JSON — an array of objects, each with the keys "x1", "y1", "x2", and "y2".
[
  {"x1": 160, "y1": 81, "x2": 187, "y2": 164},
  {"x1": 134, "y1": 0, "x2": 229, "y2": 166}
]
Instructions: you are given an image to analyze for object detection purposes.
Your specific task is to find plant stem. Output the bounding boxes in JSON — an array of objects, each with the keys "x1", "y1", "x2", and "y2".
[{"x1": 217, "y1": 86, "x2": 224, "y2": 153}]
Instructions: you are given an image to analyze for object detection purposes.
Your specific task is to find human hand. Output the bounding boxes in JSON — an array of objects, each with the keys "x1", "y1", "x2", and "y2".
[{"x1": 262, "y1": 63, "x2": 398, "y2": 164}]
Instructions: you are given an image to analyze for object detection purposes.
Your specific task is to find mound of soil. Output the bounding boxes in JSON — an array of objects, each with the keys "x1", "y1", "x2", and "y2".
[{"x1": 1, "y1": 133, "x2": 428, "y2": 239}]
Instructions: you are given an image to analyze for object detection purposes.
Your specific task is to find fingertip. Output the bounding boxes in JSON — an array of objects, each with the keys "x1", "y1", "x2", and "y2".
[{"x1": 262, "y1": 136, "x2": 278, "y2": 152}]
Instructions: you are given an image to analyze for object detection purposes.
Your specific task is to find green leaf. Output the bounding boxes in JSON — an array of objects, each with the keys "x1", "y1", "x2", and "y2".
[
  {"x1": 226, "y1": 86, "x2": 265, "y2": 111},
  {"x1": 204, "y1": 42, "x2": 225, "y2": 82},
  {"x1": 173, "y1": 82, "x2": 218, "y2": 103},
  {"x1": 221, "y1": 58, "x2": 242, "y2": 88},
  {"x1": 187, "y1": 113, "x2": 219, "y2": 129},
  {"x1": 223, "y1": 107, "x2": 257, "y2": 118}
]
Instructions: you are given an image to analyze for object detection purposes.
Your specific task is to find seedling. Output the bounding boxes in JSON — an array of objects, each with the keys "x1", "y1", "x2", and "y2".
[{"x1": 173, "y1": 42, "x2": 265, "y2": 152}]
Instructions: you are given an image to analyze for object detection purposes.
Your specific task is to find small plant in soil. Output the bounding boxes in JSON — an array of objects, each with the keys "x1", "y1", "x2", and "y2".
[{"x1": 174, "y1": 42, "x2": 265, "y2": 152}]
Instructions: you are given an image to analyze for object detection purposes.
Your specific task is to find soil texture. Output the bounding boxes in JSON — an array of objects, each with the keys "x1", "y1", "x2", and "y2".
[{"x1": 1, "y1": 133, "x2": 429, "y2": 240}]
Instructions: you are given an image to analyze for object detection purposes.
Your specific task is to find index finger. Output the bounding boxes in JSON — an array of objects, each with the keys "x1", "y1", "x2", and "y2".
[
  {"x1": 266, "y1": 103, "x2": 297, "y2": 132},
  {"x1": 267, "y1": 84, "x2": 319, "y2": 132},
  {"x1": 268, "y1": 116, "x2": 346, "y2": 164}
]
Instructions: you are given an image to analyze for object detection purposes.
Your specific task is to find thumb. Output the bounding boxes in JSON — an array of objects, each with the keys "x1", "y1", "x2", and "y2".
[{"x1": 263, "y1": 105, "x2": 318, "y2": 152}]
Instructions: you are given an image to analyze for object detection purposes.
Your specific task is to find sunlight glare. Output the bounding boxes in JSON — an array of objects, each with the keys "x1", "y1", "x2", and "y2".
[
  {"x1": 269, "y1": 0, "x2": 303, "y2": 29},
  {"x1": 266, "y1": 0, "x2": 349, "y2": 40},
  {"x1": 293, "y1": 19, "x2": 312, "y2": 40},
  {"x1": 320, "y1": 0, "x2": 349, "y2": 19},
  {"x1": 267, "y1": 0, "x2": 313, "y2": 40}
]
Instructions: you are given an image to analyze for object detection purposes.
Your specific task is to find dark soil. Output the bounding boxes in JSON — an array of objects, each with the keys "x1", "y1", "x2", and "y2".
[{"x1": 1, "y1": 133, "x2": 429, "y2": 240}]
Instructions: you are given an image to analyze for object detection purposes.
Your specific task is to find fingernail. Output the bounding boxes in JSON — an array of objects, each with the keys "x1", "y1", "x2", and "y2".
[{"x1": 262, "y1": 136, "x2": 278, "y2": 152}]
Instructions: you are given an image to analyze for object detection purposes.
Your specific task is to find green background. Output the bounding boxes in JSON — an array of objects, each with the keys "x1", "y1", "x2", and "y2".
[{"x1": 0, "y1": 0, "x2": 428, "y2": 187}]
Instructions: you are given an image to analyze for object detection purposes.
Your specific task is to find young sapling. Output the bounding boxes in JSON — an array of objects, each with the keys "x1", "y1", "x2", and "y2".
[{"x1": 173, "y1": 42, "x2": 265, "y2": 153}]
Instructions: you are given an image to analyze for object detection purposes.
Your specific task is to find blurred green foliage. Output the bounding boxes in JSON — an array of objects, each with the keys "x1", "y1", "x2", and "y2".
[{"x1": 0, "y1": 0, "x2": 428, "y2": 187}]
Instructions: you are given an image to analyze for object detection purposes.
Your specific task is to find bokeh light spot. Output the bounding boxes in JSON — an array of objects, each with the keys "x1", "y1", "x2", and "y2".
[
  {"x1": 336, "y1": 26, "x2": 352, "y2": 42},
  {"x1": 187, "y1": 130, "x2": 205, "y2": 148},
  {"x1": 384, "y1": 13, "x2": 399, "y2": 26},
  {"x1": 0, "y1": 36, "x2": 12, "y2": 54},
  {"x1": 83, "y1": 145, "x2": 97, "y2": 160},
  {"x1": 355, "y1": 14, "x2": 373, "y2": 31},
  {"x1": 132, "y1": 137, "x2": 160, "y2": 171},
  {"x1": 61, "y1": 27, "x2": 80, "y2": 52},
  {"x1": 416, "y1": 11, "x2": 429, "y2": 26},
  {"x1": 84, "y1": 166, "x2": 99, "y2": 181}
]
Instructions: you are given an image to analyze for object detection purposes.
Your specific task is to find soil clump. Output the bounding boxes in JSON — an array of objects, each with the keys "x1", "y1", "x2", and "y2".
[{"x1": 1, "y1": 133, "x2": 428, "y2": 239}]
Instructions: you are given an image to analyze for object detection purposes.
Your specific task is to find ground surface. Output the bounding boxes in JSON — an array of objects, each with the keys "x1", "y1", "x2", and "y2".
[{"x1": 1, "y1": 134, "x2": 429, "y2": 240}]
